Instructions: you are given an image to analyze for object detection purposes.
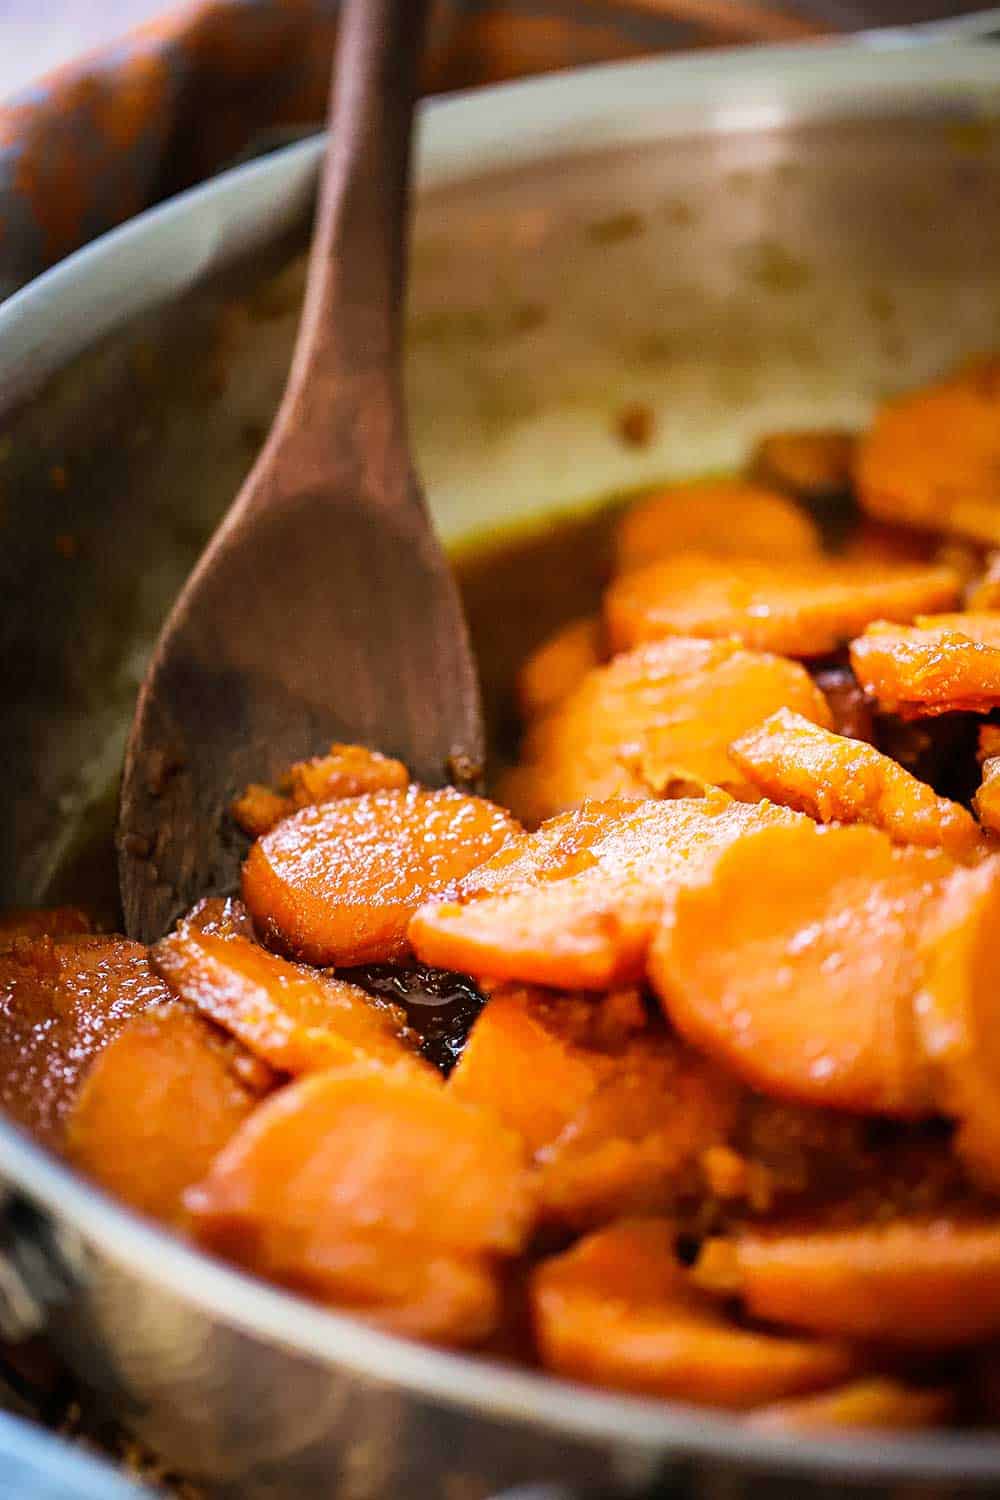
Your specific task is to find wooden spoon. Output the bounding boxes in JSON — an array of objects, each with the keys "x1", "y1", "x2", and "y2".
[{"x1": 118, "y1": 0, "x2": 484, "y2": 943}]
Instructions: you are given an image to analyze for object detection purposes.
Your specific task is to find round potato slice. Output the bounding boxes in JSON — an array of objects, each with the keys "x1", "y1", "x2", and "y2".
[
  {"x1": 856, "y1": 357, "x2": 1000, "y2": 545},
  {"x1": 502, "y1": 636, "x2": 833, "y2": 826},
  {"x1": 729, "y1": 707, "x2": 981, "y2": 858},
  {"x1": 605, "y1": 553, "x2": 958, "y2": 659},
  {"x1": 650, "y1": 820, "x2": 950, "y2": 1116},
  {"x1": 850, "y1": 621, "x2": 1000, "y2": 718},
  {"x1": 709, "y1": 1216, "x2": 1000, "y2": 1347},
  {"x1": 242, "y1": 787, "x2": 518, "y2": 966},
  {"x1": 615, "y1": 480, "x2": 821, "y2": 573},
  {"x1": 531, "y1": 1219, "x2": 855, "y2": 1407}
]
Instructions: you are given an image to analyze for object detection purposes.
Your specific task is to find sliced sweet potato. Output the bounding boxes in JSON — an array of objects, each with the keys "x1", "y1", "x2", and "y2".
[
  {"x1": 750, "y1": 429, "x2": 856, "y2": 504},
  {"x1": 750, "y1": 1378, "x2": 953, "y2": 1433},
  {"x1": 0, "y1": 907, "x2": 91, "y2": 948},
  {"x1": 187, "y1": 1066, "x2": 534, "y2": 1344},
  {"x1": 856, "y1": 357, "x2": 1000, "y2": 545},
  {"x1": 409, "y1": 793, "x2": 801, "y2": 990},
  {"x1": 517, "y1": 615, "x2": 603, "y2": 721},
  {"x1": 729, "y1": 708, "x2": 980, "y2": 857},
  {"x1": 232, "y1": 744, "x2": 410, "y2": 835},
  {"x1": 711, "y1": 1216, "x2": 1000, "y2": 1346},
  {"x1": 650, "y1": 820, "x2": 950, "y2": 1115},
  {"x1": 242, "y1": 786, "x2": 518, "y2": 966},
  {"x1": 916, "y1": 857, "x2": 1000, "y2": 1191},
  {"x1": 915, "y1": 611, "x2": 1000, "y2": 645},
  {"x1": 531, "y1": 1219, "x2": 855, "y2": 1406},
  {"x1": 0, "y1": 934, "x2": 170, "y2": 1148},
  {"x1": 974, "y1": 757, "x2": 1000, "y2": 835},
  {"x1": 450, "y1": 987, "x2": 742, "y2": 1230},
  {"x1": 850, "y1": 621, "x2": 1000, "y2": 718},
  {"x1": 615, "y1": 480, "x2": 822, "y2": 573},
  {"x1": 153, "y1": 920, "x2": 426, "y2": 1077},
  {"x1": 501, "y1": 637, "x2": 833, "y2": 825},
  {"x1": 66, "y1": 1004, "x2": 266, "y2": 1225},
  {"x1": 605, "y1": 553, "x2": 958, "y2": 659}
]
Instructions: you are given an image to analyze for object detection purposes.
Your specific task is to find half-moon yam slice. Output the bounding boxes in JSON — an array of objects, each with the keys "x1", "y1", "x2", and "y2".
[
  {"x1": 531, "y1": 1219, "x2": 855, "y2": 1407},
  {"x1": 517, "y1": 615, "x2": 604, "y2": 721},
  {"x1": 650, "y1": 820, "x2": 948, "y2": 1115},
  {"x1": 729, "y1": 708, "x2": 981, "y2": 857},
  {"x1": 502, "y1": 636, "x2": 832, "y2": 825},
  {"x1": 856, "y1": 357, "x2": 1000, "y2": 545},
  {"x1": 153, "y1": 920, "x2": 426, "y2": 1077},
  {"x1": 850, "y1": 621, "x2": 1000, "y2": 717},
  {"x1": 615, "y1": 480, "x2": 821, "y2": 573},
  {"x1": 242, "y1": 787, "x2": 519, "y2": 966},
  {"x1": 232, "y1": 744, "x2": 410, "y2": 836},
  {"x1": 66, "y1": 1004, "x2": 267, "y2": 1225},
  {"x1": 605, "y1": 553, "x2": 958, "y2": 659},
  {"x1": 710, "y1": 1216, "x2": 1000, "y2": 1347},
  {"x1": 410, "y1": 793, "x2": 801, "y2": 990},
  {"x1": 187, "y1": 1066, "x2": 534, "y2": 1345}
]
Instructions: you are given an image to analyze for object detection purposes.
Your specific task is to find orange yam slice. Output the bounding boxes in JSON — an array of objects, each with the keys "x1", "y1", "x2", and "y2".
[
  {"x1": 517, "y1": 615, "x2": 603, "y2": 721},
  {"x1": 713, "y1": 1217, "x2": 1000, "y2": 1347},
  {"x1": 66, "y1": 1005, "x2": 266, "y2": 1225},
  {"x1": 750, "y1": 429, "x2": 856, "y2": 502},
  {"x1": 410, "y1": 794, "x2": 801, "y2": 990},
  {"x1": 850, "y1": 621, "x2": 1000, "y2": 718},
  {"x1": 916, "y1": 856, "x2": 1000, "y2": 1192},
  {"x1": 153, "y1": 921, "x2": 425, "y2": 1077},
  {"x1": 605, "y1": 553, "x2": 958, "y2": 659},
  {"x1": 242, "y1": 786, "x2": 518, "y2": 966},
  {"x1": 502, "y1": 637, "x2": 833, "y2": 825},
  {"x1": 974, "y1": 757, "x2": 1000, "y2": 835},
  {"x1": 451, "y1": 987, "x2": 742, "y2": 1230},
  {"x1": 650, "y1": 820, "x2": 949, "y2": 1116},
  {"x1": 187, "y1": 1066, "x2": 534, "y2": 1344},
  {"x1": 0, "y1": 935, "x2": 170, "y2": 1148},
  {"x1": 856, "y1": 357, "x2": 1000, "y2": 545},
  {"x1": 232, "y1": 744, "x2": 410, "y2": 835},
  {"x1": 531, "y1": 1219, "x2": 855, "y2": 1407},
  {"x1": 729, "y1": 708, "x2": 980, "y2": 857},
  {"x1": 615, "y1": 480, "x2": 821, "y2": 573},
  {"x1": 750, "y1": 1378, "x2": 953, "y2": 1433},
  {"x1": 915, "y1": 610, "x2": 1000, "y2": 645}
]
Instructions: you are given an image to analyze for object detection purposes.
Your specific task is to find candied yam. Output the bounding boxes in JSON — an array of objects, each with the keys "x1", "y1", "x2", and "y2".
[
  {"x1": 850, "y1": 622, "x2": 1000, "y2": 718},
  {"x1": 857, "y1": 357, "x2": 1000, "y2": 545},
  {"x1": 517, "y1": 615, "x2": 603, "y2": 721},
  {"x1": 975, "y1": 757, "x2": 1000, "y2": 835},
  {"x1": 750, "y1": 429, "x2": 856, "y2": 503},
  {"x1": 714, "y1": 1217, "x2": 1000, "y2": 1347},
  {"x1": 0, "y1": 935, "x2": 169, "y2": 1148},
  {"x1": 915, "y1": 610, "x2": 1000, "y2": 645},
  {"x1": 615, "y1": 481, "x2": 821, "y2": 573},
  {"x1": 0, "y1": 907, "x2": 91, "y2": 948},
  {"x1": 531, "y1": 1219, "x2": 854, "y2": 1407},
  {"x1": 410, "y1": 794, "x2": 801, "y2": 990},
  {"x1": 502, "y1": 637, "x2": 833, "y2": 825},
  {"x1": 916, "y1": 857, "x2": 1000, "y2": 1191},
  {"x1": 242, "y1": 787, "x2": 518, "y2": 966},
  {"x1": 750, "y1": 1378, "x2": 953, "y2": 1433},
  {"x1": 650, "y1": 820, "x2": 948, "y2": 1115},
  {"x1": 187, "y1": 1067, "x2": 534, "y2": 1344},
  {"x1": 729, "y1": 708, "x2": 980, "y2": 856},
  {"x1": 232, "y1": 744, "x2": 411, "y2": 836},
  {"x1": 450, "y1": 987, "x2": 742, "y2": 1230},
  {"x1": 153, "y1": 921, "x2": 424, "y2": 1077},
  {"x1": 605, "y1": 553, "x2": 958, "y2": 659},
  {"x1": 66, "y1": 1005, "x2": 264, "y2": 1225}
]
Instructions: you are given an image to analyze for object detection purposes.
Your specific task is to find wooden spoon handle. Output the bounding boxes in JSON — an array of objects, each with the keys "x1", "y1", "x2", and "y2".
[{"x1": 287, "y1": 0, "x2": 432, "y2": 413}]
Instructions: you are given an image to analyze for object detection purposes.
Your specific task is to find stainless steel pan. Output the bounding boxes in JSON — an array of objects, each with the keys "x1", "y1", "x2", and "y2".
[{"x1": 3, "y1": 24, "x2": 1000, "y2": 1497}]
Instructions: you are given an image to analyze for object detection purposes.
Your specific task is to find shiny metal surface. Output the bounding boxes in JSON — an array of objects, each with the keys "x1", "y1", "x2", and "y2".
[{"x1": 2, "y1": 33, "x2": 1000, "y2": 1499}]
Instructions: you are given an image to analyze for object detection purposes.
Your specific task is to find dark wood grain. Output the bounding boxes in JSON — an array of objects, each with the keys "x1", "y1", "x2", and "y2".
[{"x1": 118, "y1": 0, "x2": 484, "y2": 943}]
